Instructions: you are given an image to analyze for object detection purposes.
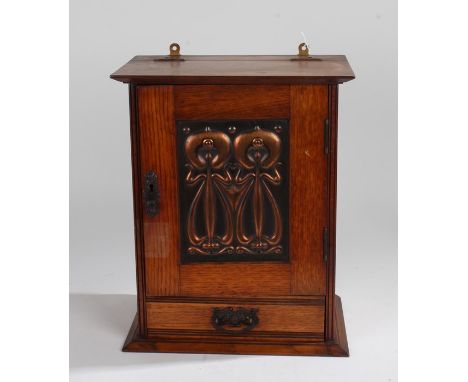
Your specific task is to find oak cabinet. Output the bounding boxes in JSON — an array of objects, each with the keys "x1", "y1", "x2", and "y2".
[{"x1": 110, "y1": 47, "x2": 355, "y2": 356}]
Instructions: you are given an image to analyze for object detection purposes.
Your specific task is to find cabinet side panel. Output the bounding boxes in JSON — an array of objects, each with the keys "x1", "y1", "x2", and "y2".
[
  {"x1": 290, "y1": 85, "x2": 328, "y2": 295},
  {"x1": 325, "y1": 84, "x2": 339, "y2": 340},
  {"x1": 129, "y1": 84, "x2": 147, "y2": 335},
  {"x1": 138, "y1": 86, "x2": 180, "y2": 296}
]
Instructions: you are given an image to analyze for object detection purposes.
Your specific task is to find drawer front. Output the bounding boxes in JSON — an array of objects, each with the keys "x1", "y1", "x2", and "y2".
[{"x1": 146, "y1": 300, "x2": 325, "y2": 336}]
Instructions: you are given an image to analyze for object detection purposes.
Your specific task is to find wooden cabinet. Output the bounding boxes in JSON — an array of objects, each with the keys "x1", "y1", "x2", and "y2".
[{"x1": 111, "y1": 48, "x2": 355, "y2": 356}]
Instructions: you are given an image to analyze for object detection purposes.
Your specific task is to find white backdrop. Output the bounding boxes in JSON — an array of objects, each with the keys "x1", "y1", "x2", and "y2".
[{"x1": 70, "y1": 0, "x2": 397, "y2": 381}]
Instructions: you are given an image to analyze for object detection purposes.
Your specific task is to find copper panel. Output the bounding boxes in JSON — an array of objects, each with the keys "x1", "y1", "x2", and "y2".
[{"x1": 176, "y1": 120, "x2": 289, "y2": 263}]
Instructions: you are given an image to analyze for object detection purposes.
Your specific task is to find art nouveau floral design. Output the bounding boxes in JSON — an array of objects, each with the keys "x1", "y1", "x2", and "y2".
[{"x1": 181, "y1": 123, "x2": 286, "y2": 258}]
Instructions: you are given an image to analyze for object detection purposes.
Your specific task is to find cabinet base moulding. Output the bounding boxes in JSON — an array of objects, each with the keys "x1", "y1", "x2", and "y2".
[{"x1": 122, "y1": 295, "x2": 349, "y2": 357}]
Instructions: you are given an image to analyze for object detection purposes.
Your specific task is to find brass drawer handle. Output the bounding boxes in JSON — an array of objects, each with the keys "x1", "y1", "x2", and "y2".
[
  {"x1": 211, "y1": 307, "x2": 259, "y2": 334},
  {"x1": 143, "y1": 171, "x2": 159, "y2": 217}
]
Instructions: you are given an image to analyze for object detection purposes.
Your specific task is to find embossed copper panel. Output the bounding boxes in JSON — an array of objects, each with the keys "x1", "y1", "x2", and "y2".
[{"x1": 177, "y1": 120, "x2": 289, "y2": 263}]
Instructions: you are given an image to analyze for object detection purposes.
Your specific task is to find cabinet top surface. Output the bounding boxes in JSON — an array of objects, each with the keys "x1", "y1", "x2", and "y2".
[{"x1": 110, "y1": 55, "x2": 355, "y2": 85}]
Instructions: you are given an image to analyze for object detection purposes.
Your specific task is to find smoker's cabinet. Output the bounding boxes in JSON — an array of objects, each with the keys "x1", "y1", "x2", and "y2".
[{"x1": 110, "y1": 47, "x2": 355, "y2": 356}]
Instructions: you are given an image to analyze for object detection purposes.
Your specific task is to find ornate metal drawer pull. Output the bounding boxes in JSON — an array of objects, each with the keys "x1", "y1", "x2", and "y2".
[
  {"x1": 211, "y1": 307, "x2": 259, "y2": 334},
  {"x1": 143, "y1": 171, "x2": 159, "y2": 217}
]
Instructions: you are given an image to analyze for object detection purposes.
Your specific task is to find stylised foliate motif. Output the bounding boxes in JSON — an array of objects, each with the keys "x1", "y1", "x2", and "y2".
[
  {"x1": 184, "y1": 127, "x2": 234, "y2": 254},
  {"x1": 177, "y1": 120, "x2": 289, "y2": 263}
]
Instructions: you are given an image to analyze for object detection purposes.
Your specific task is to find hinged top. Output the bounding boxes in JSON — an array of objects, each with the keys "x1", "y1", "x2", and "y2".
[{"x1": 110, "y1": 55, "x2": 355, "y2": 85}]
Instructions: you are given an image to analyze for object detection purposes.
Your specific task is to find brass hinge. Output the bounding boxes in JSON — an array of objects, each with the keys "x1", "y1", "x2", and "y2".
[
  {"x1": 324, "y1": 118, "x2": 330, "y2": 154},
  {"x1": 323, "y1": 227, "x2": 329, "y2": 263}
]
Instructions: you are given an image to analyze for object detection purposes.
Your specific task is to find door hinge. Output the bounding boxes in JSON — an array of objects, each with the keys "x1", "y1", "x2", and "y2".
[
  {"x1": 324, "y1": 118, "x2": 330, "y2": 155},
  {"x1": 323, "y1": 227, "x2": 329, "y2": 263}
]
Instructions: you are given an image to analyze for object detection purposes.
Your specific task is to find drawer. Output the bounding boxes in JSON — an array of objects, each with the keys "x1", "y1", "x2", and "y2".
[{"x1": 146, "y1": 299, "x2": 325, "y2": 338}]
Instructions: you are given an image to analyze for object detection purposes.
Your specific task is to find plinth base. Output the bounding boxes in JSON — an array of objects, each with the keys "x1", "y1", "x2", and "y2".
[{"x1": 122, "y1": 295, "x2": 349, "y2": 357}]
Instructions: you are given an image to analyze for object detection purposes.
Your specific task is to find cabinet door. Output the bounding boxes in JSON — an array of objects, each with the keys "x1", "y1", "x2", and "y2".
[{"x1": 136, "y1": 85, "x2": 328, "y2": 297}]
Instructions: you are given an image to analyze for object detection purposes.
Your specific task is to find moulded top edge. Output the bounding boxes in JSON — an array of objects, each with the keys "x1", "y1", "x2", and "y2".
[{"x1": 110, "y1": 55, "x2": 355, "y2": 85}]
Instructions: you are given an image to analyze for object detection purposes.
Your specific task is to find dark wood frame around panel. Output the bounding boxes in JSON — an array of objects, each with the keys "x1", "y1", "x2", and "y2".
[
  {"x1": 289, "y1": 85, "x2": 328, "y2": 295},
  {"x1": 137, "y1": 86, "x2": 181, "y2": 296}
]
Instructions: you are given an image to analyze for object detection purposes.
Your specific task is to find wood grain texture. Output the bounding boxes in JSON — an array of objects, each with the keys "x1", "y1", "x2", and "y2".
[
  {"x1": 123, "y1": 340, "x2": 346, "y2": 356},
  {"x1": 110, "y1": 55, "x2": 355, "y2": 85},
  {"x1": 137, "y1": 86, "x2": 180, "y2": 295},
  {"x1": 146, "y1": 301, "x2": 324, "y2": 333},
  {"x1": 174, "y1": 85, "x2": 290, "y2": 120},
  {"x1": 180, "y1": 263, "x2": 290, "y2": 296},
  {"x1": 333, "y1": 295, "x2": 349, "y2": 355},
  {"x1": 145, "y1": 295, "x2": 324, "y2": 305},
  {"x1": 122, "y1": 295, "x2": 348, "y2": 356},
  {"x1": 114, "y1": 52, "x2": 356, "y2": 356},
  {"x1": 325, "y1": 85, "x2": 339, "y2": 339},
  {"x1": 289, "y1": 85, "x2": 328, "y2": 295},
  {"x1": 146, "y1": 330, "x2": 323, "y2": 344},
  {"x1": 128, "y1": 84, "x2": 147, "y2": 335}
]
